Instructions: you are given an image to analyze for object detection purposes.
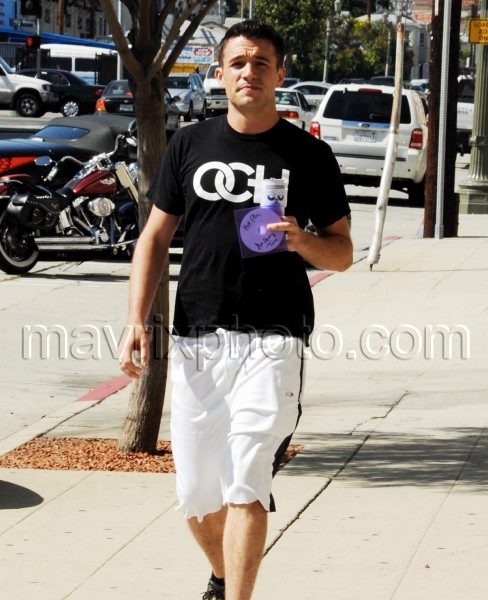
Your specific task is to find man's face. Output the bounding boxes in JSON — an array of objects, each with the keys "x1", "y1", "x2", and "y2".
[{"x1": 216, "y1": 36, "x2": 285, "y2": 113}]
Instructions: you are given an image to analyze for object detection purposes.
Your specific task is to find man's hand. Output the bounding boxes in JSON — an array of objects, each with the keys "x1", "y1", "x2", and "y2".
[
  {"x1": 266, "y1": 215, "x2": 305, "y2": 252},
  {"x1": 267, "y1": 215, "x2": 353, "y2": 272},
  {"x1": 118, "y1": 324, "x2": 149, "y2": 379}
]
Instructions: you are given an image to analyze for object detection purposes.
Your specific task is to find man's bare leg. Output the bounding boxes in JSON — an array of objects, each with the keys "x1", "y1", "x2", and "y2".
[
  {"x1": 223, "y1": 501, "x2": 267, "y2": 600},
  {"x1": 188, "y1": 506, "x2": 228, "y2": 579},
  {"x1": 188, "y1": 501, "x2": 267, "y2": 600}
]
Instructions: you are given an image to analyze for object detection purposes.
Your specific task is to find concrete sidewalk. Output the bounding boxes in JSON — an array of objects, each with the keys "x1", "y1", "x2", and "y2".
[{"x1": 1, "y1": 211, "x2": 488, "y2": 600}]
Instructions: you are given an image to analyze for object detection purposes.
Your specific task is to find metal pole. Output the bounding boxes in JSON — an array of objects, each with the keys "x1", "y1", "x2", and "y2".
[
  {"x1": 458, "y1": 0, "x2": 488, "y2": 213},
  {"x1": 435, "y1": 0, "x2": 452, "y2": 239},
  {"x1": 385, "y1": 26, "x2": 392, "y2": 76},
  {"x1": 322, "y1": 17, "x2": 332, "y2": 82},
  {"x1": 249, "y1": 0, "x2": 253, "y2": 19},
  {"x1": 36, "y1": 16, "x2": 41, "y2": 72},
  {"x1": 116, "y1": 1, "x2": 123, "y2": 79}
]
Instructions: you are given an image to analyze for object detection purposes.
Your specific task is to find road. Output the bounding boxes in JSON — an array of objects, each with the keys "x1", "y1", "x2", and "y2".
[
  {"x1": 0, "y1": 109, "x2": 59, "y2": 138},
  {"x1": 0, "y1": 107, "x2": 470, "y2": 268}
]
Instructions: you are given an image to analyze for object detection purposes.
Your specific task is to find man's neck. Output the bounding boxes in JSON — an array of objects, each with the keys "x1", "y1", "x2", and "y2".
[{"x1": 226, "y1": 107, "x2": 280, "y2": 135}]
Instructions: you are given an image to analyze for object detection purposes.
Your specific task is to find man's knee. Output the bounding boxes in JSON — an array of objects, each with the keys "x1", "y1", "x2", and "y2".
[{"x1": 227, "y1": 500, "x2": 267, "y2": 515}]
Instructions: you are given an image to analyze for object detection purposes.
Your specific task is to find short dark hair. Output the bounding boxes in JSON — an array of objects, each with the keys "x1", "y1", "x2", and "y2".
[{"x1": 218, "y1": 20, "x2": 286, "y2": 68}]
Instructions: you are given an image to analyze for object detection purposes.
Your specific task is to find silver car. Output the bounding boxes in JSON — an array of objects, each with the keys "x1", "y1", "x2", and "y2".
[
  {"x1": 275, "y1": 88, "x2": 314, "y2": 131},
  {"x1": 167, "y1": 72, "x2": 206, "y2": 122},
  {"x1": 288, "y1": 81, "x2": 332, "y2": 108}
]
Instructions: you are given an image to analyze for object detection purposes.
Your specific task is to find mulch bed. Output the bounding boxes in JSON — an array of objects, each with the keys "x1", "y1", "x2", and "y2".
[{"x1": 0, "y1": 438, "x2": 302, "y2": 473}]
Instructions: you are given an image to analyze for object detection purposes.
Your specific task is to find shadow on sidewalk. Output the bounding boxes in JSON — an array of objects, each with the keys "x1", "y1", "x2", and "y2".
[
  {"x1": 0, "y1": 480, "x2": 44, "y2": 509},
  {"x1": 283, "y1": 427, "x2": 488, "y2": 492}
]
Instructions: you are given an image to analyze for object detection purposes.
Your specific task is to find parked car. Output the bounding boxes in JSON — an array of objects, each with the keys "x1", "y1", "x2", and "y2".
[
  {"x1": 409, "y1": 78, "x2": 429, "y2": 94},
  {"x1": 0, "y1": 57, "x2": 57, "y2": 118},
  {"x1": 203, "y1": 62, "x2": 228, "y2": 116},
  {"x1": 275, "y1": 88, "x2": 314, "y2": 130},
  {"x1": 369, "y1": 75, "x2": 396, "y2": 86},
  {"x1": 457, "y1": 76, "x2": 474, "y2": 155},
  {"x1": 18, "y1": 68, "x2": 105, "y2": 117},
  {"x1": 310, "y1": 83, "x2": 428, "y2": 205},
  {"x1": 95, "y1": 79, "x2": 180, "y2": 137},
  {"x1": 0, "y1": 113, "x2": 136, "y2": 182},
  {"x1": 288, "y1": 81, "x2": 332, "y2": 108},
  {"x1": 167, "y1": 72, "x2": 206, "y2": 122},
  {"x1": 282, "y1": 77, "x2": 301, "y2": 87}
]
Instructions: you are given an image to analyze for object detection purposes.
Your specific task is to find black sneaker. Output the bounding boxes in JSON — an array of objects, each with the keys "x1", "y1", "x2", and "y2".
[{"x1": 202, "y1": 577, "x2": 225, "y2": 600}]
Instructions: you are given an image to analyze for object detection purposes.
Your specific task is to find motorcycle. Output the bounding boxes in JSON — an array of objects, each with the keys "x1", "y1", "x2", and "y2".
[{"x1": 0, "y1": 130, "x2": 139, "y2": 275}]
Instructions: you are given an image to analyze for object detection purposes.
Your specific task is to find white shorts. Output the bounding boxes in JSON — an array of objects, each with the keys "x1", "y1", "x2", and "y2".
[{"x1": 170, "y1": 328, "x2": 304, "y2": 522}]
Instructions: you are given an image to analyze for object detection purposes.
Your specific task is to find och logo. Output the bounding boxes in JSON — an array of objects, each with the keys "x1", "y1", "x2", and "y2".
[{"x1": 193, "y1": 161, "x2": 289, "y2": 203}]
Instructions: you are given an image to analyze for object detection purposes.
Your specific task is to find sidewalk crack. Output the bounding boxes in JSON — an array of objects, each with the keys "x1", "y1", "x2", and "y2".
[{"x1": 265, "y1": 392, "x2": 408, "y2": 556}]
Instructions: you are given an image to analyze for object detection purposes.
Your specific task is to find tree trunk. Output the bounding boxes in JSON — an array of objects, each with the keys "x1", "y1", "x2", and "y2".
[
  {"x1": 57, "y1": 0, "x2": 64, "y2": 35},
  {"x1": 118, "y1": 71, "x2": 170, "y2": 453},
  {"x1": 118, "y1": 266, "x2": 170, "y2": 453},
  {"x1": 98, "y1": 0, "x2": 219, "y2": 454}
]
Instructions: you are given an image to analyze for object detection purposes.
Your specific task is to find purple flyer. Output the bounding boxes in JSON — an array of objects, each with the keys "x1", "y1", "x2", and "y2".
[{"x1": 234, "y1": 207, "x2": 288, "y2": 258}]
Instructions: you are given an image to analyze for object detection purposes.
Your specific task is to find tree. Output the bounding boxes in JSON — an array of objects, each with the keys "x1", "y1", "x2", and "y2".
[
  {"x1": 98, "y1": 0, "x2": 218, "y2": 452},
  {"x1": 225, "y1": 0, "x2": 239, "y2": 16},
  {"x1": 251, "y1": 0, "x2": 412, "y2": 82},
  {"x1": 253, "y1": 0, "x2": 330, "y2": 79}
]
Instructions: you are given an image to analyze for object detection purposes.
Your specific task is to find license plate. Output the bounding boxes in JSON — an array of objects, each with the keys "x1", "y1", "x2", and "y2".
[
  {"x1": 119, "y1": 104, "x2": 133, "y2": 112},
  {"x1": 354, "y1": 130, "x2": 376, "y2": 143}
]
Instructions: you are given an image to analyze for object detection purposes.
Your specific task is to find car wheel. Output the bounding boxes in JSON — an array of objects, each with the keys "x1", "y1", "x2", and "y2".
[
  {"x1": 183, "y1": 102, "x2": 193, "y2": 122},
  {"x1": 15, "y1": 92, "x2": 44, "y2": 118},
  {"x1": 61, "y1": 98, "x2": 82, "y2": 117},
  {"x1": 197, "y1": 101, "x2": 207, "y2": 122},
  {"x1": 408, "y1": 178, "x2": 425, "y2": 207}
]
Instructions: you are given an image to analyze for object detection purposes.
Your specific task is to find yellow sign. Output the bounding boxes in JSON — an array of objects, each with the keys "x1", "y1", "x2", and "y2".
[{"x1": 469, "y1": 18, "x2": 488, "y2": 44}]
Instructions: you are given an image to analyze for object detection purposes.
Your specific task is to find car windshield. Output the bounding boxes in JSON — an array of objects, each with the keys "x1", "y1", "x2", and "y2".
[
  {"x1": 458, "y1": 79, "x2": 474, "y2": 103},
  {"x1": 323, "y1": 89, "x2": 412, "y2": 124},
  {"x1": 30, "y1": 125, "x2": 90, "y2": 141},
  {"x1": 206, "y1": 65, "x2": 217, "y2": 78},
  {"x1": 104, "y1": 80, "x2": 131, "y2": 96},
  {"x1": 275, "y1": 90, "x2": 299, "y2": 106},
  {"x1": 0, "y1": 56, "x2": 14, "y2": 74},
  {"x1": 168, "y1": 76, "x2": 189, "y2": 89}
]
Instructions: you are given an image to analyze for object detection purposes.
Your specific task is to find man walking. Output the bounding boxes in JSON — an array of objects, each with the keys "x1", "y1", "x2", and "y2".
[{"x1": 120, "y1": 20, "x2": 352, "y2": 600}]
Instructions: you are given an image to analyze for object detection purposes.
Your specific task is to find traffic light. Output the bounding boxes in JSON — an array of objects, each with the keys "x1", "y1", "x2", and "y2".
[
  {"x1": 20, "y1": 0, "x2": 42, "y2": 18},
  {"x1": 25, "y1": 35, "x2": 41, "y2": 50}
]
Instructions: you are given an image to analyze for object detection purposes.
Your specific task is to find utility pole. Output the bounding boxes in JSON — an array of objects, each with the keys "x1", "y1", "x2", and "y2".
[
  {"x1": 458, "y1": 0, "x2": 488, "y2": 213},
  {"x1": 57, "y1": 0, "x2": 64, "y2": 35},
  {"x1": 323, "y1": 16, "x2": 332, "y2": 82},
  {"x1": 423, "y1": 0, "x2": 461, "y2": 238}
]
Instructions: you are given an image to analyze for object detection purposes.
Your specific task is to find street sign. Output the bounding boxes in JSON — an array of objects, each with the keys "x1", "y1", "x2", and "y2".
[
  {"x1": 469, "y1": 18, "x2": 488, "y2": 44},
  {"x1": 11, "y1": 18, "x2": 36, "y2": 28}
]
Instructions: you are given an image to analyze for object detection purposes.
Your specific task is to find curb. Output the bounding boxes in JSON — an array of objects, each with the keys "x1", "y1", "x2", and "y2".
[{"x1": 0, "y1": 374, "x2": 132, "y2": 458}]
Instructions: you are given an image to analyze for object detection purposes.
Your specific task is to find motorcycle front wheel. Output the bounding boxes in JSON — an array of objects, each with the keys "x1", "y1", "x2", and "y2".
[{"x1": 0, "y1": 218, "x2": 39, "y2": 274}]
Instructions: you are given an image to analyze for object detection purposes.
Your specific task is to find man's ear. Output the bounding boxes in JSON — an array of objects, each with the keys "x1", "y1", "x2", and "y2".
[
  {"x1": 215, "y1": 66, "x2": 223, "y2": 82},
  {"x1": 277, "y1": 67, "x2": 286, "y2": 87}
]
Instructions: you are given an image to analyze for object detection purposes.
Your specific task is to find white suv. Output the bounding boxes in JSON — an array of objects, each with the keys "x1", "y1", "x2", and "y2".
[
  {"x1": 0, "y1": 57, "x2": 57, "y2": 117},
  {"x1": 457, "y1": 76, "x2": 474, "y2": 155},
  {"x1": 310, "y1": 83, "x2": 428, "y2": 205},
  {"x1": 203, "y1": 62, "x2": 228, "y2": 116}
]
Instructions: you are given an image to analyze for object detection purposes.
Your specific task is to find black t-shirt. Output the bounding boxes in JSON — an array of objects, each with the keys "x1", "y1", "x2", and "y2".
[{"x1": 148, "y1": 116, "x2": 349, "y2": 340}]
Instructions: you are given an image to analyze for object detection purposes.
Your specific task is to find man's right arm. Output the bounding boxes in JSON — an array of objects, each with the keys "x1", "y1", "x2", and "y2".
[{"x1": 119, "y1": 206, "x2": 181, "y2": 379}]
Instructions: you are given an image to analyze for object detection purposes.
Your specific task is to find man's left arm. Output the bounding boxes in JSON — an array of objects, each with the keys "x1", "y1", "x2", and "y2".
[{"x1": 267, "y1": 215, "x2": 353, "y2": 271}]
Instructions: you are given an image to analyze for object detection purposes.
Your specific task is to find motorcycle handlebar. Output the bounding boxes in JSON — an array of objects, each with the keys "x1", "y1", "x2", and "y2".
[{"x1": 45, "y1": 155, "x2": 86, "y2": 182}]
